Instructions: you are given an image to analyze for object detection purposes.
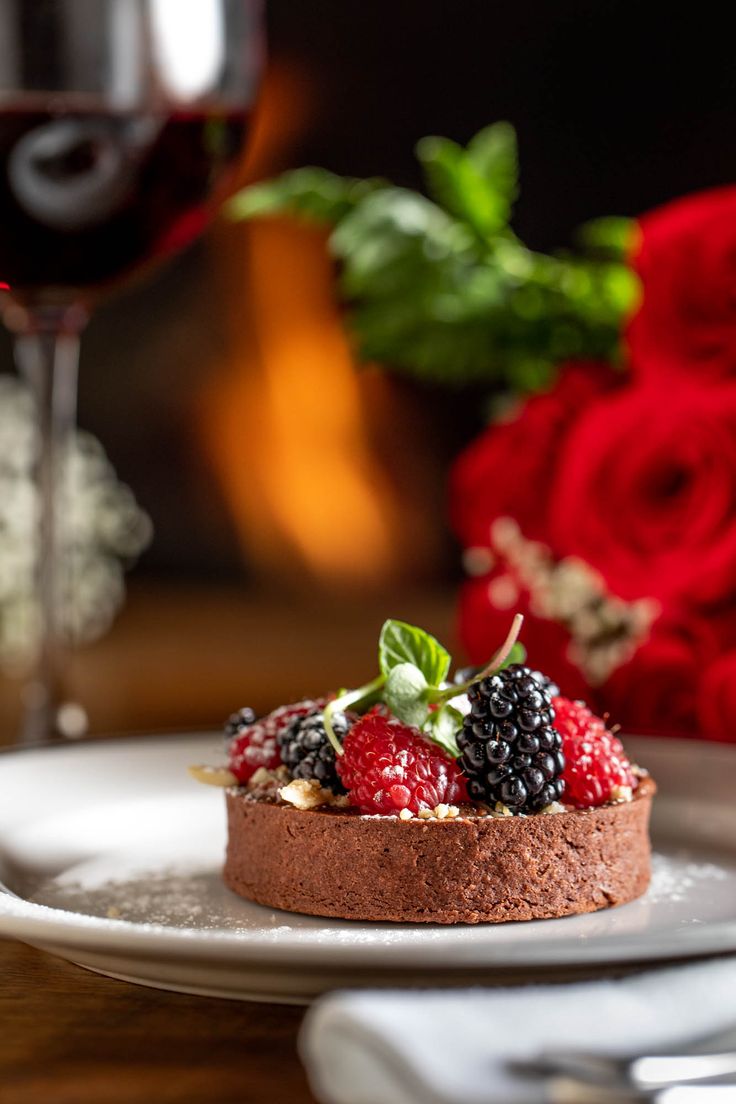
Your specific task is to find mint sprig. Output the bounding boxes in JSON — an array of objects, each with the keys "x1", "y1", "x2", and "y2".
[
  {"x1": 385, "y1": 663, "x2": 429, "y2": 728},
  {"x1": 229, "y1": 124, "x2": 638, "y2": 391},
  {"x1": 378, "y1": 619, "x2": 451, "y2": 685},
  {"x1": 425, "y1": 703, "x2": 464, "y2": 758},
  {"x1": 322, "y1": 614, "x2": 525, "y2": 759}
]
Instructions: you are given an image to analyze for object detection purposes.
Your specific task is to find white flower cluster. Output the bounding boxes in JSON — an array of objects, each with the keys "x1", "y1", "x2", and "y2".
[
  {"x1": 0, "y1": 375, "x2": 152, "y2": 672},
  {"x1": 464, "y1": 516, "x2": 659, "y2": 686}
]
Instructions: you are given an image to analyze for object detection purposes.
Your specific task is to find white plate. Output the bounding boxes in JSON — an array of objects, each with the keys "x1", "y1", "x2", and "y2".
[{"x1": 1, "y1": 733, "x2": 735, "y2": 1003}]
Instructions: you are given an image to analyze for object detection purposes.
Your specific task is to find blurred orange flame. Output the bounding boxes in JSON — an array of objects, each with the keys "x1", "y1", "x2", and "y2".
[{"x1": 200, "y1": 65, "x2": 407, "y2": 588}]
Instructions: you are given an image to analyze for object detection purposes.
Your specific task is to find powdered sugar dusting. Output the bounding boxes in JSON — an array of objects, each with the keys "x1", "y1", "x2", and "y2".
[
  {"x1": 31, "y1": 869, "x2": 278, "y2": 933},
  {"x1": 647, "y1": 852, "x2": 730, "y2": 905}
]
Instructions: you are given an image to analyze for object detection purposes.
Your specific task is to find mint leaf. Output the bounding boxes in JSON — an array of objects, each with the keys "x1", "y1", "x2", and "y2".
[
  {"x1": 416, "y1": 123, "x2": 518, "y2": 240},
  {"x1": 228, "y1": 167, "x2": 386, "y2": 225},
  {"x1": 379, "y1": 620, "x2": 451, "y2": 686},
  {"x1": 416, "y1": 137, "x2": 503, "y2": 240},
  {"x1": 385, "y1": 663, "x2": 429, "y2": 728},
  {"x1": 576, "y1": 216, "x2": 637, "y2": 260},
  {"x1": 499, "y1": 641, "x2": 526, "y2": 670},
  {"x1": 425, "y1": 704, "x2": 463, "y2": 759},
  {"x1": 227, "y1": 127, "x2": 633, "y2": 391},
  {"x1": 467, "y1": 122, "x2": 518, "y2": 220},
  {"x1": 331, "y1": 187, "x2": 472, "y2": 299}
]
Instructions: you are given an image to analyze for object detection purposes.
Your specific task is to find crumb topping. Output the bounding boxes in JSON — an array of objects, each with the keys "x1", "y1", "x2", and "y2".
[
  {"x1": 416, "y1": 804, "x2": 460, "y2": 820},
  {"x1": 250, "y1": 765, "x2": 290, "y2": 785},
  {"x1": 610, "y1": 784, "x2": 634, "y2": 803},
  {"x1": 188, "y1": 764, "x2": 238, "y2": 787},
  {"x1": 486, "y1": 801, "x2": 514, "y2": 818},
  {"x1": 541, "y1": 801, "x2": 566, "y2": 815},
  {"x1": 278, "y1": 778, "x2": 346, "y2": 810}
]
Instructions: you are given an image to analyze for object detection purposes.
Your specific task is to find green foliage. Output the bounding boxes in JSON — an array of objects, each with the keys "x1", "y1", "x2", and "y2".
[
  {"x1": 227, "y1": 166, "x2": 385, "y2": 224},
  {"x1": 385, "y1": 663, "x2": 430, "y2": 728},
  {"x1": 378, "y1": 619, "x2": 451, "y2": 686},
  {"x1": 416, "y1": 123, "x2": 518, "y2": 240},
  {"x1": 230, "y1": 124, "x2": 639, "y2": 389},
  {"x1": 502, "y1": 642, "x2": 527, "y2": 668},
  {"x1": 576, "y1": 215, "x2": 639, "y2": 260},
  {"x1": 426, "y1": 704, "x2": 463, "y2": 759},
  {"x1": 322, "y1": 616, "x2": 531, "y2": 759}
]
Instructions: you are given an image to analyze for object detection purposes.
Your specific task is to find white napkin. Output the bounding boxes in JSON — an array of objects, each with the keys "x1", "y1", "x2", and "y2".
[{"x1": 300, "y1": 957, "x2": 736, "y2": 1104}]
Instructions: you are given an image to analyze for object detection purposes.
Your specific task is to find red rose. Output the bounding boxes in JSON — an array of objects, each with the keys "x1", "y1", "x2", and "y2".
[
  {"x1": 698, "y1": 652, "x2": 736, "y2": 742},
  {"x1": 602, "y1": 612, "x2": 718, "y2": 738},
  {"x1": 629, "y1": 186, "x2": 736, "y2": 381},
  {"x1": 450, "y1": 362, "x2": 617, "y2": 549},
  {"x1": 548, "y1": 382, "x2": 736, "y2": 608}
]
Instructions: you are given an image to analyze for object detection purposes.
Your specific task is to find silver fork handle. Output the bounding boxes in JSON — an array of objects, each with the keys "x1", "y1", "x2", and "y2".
[
  {"x1": 632, "y1": 1051, "x2": 736, "y2": 1088},
  {"x1": 549, "y1": 1076, "x2": 736, "y2": 1102},
  {"x1": 532, "y1": 1048, "x2": 736, "y2": 1091},
  {"x1": 656, "y1": 1089, "x2": 736, "y2": 1104}
]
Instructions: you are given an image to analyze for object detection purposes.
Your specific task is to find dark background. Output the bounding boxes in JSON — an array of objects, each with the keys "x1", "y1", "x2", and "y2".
[{"x1": 3, "y1": 0, "x2": 734, "y2": 580}]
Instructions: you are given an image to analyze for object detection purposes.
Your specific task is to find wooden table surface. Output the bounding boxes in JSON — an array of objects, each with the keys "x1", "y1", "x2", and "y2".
[{"x1": 0, "y1": 940, "x2": 316, "y2": 1104}]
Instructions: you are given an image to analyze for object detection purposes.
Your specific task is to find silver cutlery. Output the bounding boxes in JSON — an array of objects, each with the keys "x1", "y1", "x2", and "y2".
[
  {"x1": 531, "y1": 1047, "x2": 736, "y2": 1090},
  {"x1": 547, "y1": 1078, "x2": 736, "y2": 1102}
]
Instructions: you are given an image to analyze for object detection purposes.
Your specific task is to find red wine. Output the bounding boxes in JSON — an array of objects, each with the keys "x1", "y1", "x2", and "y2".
[{"x1": 0, "y1": 105, "x2": 250, "y2": 302}]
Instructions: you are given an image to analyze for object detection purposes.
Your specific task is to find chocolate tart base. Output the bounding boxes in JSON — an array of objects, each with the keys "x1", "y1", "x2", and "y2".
[{"x1": 223, "y1": 778, "x2": 655, "y2": 924}]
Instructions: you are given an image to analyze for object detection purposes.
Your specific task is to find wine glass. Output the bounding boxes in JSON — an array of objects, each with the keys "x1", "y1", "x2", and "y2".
[{"x1": 0, "y1": 0, "x2": 263, "y2": 742}]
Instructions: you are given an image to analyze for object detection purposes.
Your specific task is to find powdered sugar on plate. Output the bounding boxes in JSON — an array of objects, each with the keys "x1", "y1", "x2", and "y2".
[{"x1": 647, "y1": 852, "x2": 730, "y2": 905}]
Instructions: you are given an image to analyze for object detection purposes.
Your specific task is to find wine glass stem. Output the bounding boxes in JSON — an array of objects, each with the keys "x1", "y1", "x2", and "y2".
[{"x1": 12, "y1": 312, "x2": 83, "y2": 744}]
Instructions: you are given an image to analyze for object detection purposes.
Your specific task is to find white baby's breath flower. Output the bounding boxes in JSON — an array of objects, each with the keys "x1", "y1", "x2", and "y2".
[{"x1": 0, "y1": 375, "x2": 152, "y2": 672}]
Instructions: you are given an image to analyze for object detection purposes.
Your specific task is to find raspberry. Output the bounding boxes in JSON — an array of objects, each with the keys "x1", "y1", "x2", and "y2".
[
  {"x1": 227, "y1": 700, "x2": 324, "y2": 783},
  {"x1": 457, "y1": 665, "x2": 565, "y2": 813},
  {"x1": 336, "y1": 709, "x2": 468, "y2": 815},
  {"x1": 553, "y1": 696, "x2": 636, "y2": 808}
]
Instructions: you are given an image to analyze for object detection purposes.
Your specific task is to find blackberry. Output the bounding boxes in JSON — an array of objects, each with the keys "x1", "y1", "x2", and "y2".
[
  {"x1": 532, "y1": 671, "x2": 560, "y2": 699},
  {"x1": 224, "y1": 706, "x2": 257, "y2": 743},
  {"x1": 457, "y1": 664, "x2": 565, "y2": 813},
  {"x1": 456, "y1": 665, "x2": 559, "y2": 697},
  {"x1": 278, "y1": 711, "x2": 351, "y2": 792}
]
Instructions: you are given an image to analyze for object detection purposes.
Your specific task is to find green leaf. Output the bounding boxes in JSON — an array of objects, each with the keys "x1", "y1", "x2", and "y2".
[
  {"x1": 415, "y1": 123, "x2": 517, "y2": 240},
  {"x1": 224, "y1": 124, "x2": 633, "y2": 391},
  {"x1": 378, "y1": 620, "x2": 451, "y2": 686},
  {"x1": 385, "y1": 663, "x2": 430, "y2": 728},
  {"x1": 576, "y1": 216, "x2": 637, "y2": 260},
  {"x1": 500, "y1": 641, "x2": 527, "y2": 670},
  {"x1": 330, "y1": 187, "x2": 474, "y2": 298},
  {"x1": 467, "y1": 122, "x2": 518, "y2": 211},
  {"x1": 227, "y1": 167, "x2": 386, "y2": 225},
  {"x1": 425, "y1": 704, "x2": 463, "y2": 759}
]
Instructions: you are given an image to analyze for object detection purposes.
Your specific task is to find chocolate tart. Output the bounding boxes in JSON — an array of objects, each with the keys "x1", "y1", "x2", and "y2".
[{"x1": 223, "y1": 776, "x2": 655, "y2": 924}]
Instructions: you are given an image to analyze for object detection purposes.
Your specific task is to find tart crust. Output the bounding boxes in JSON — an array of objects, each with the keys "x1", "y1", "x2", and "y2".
[{"x1": 223, "y1": 777, "x2": 655, "y2": 924}]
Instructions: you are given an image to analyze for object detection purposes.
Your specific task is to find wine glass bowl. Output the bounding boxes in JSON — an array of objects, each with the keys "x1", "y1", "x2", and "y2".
[
  {"x1": 0, "y1": 0, "x2": 263, "y2": 307},
  {"x1": 0, "y1": 0, "x2": 264, "y2": 740}
]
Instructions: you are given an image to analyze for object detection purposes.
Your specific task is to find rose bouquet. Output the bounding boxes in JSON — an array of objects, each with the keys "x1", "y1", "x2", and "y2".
[
  {"x1": 453, "y1": 187, "x2": 736, "y2": 739},
  {"x1": 233, "y1": 132, "x2": 736, "y2": 741}
]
